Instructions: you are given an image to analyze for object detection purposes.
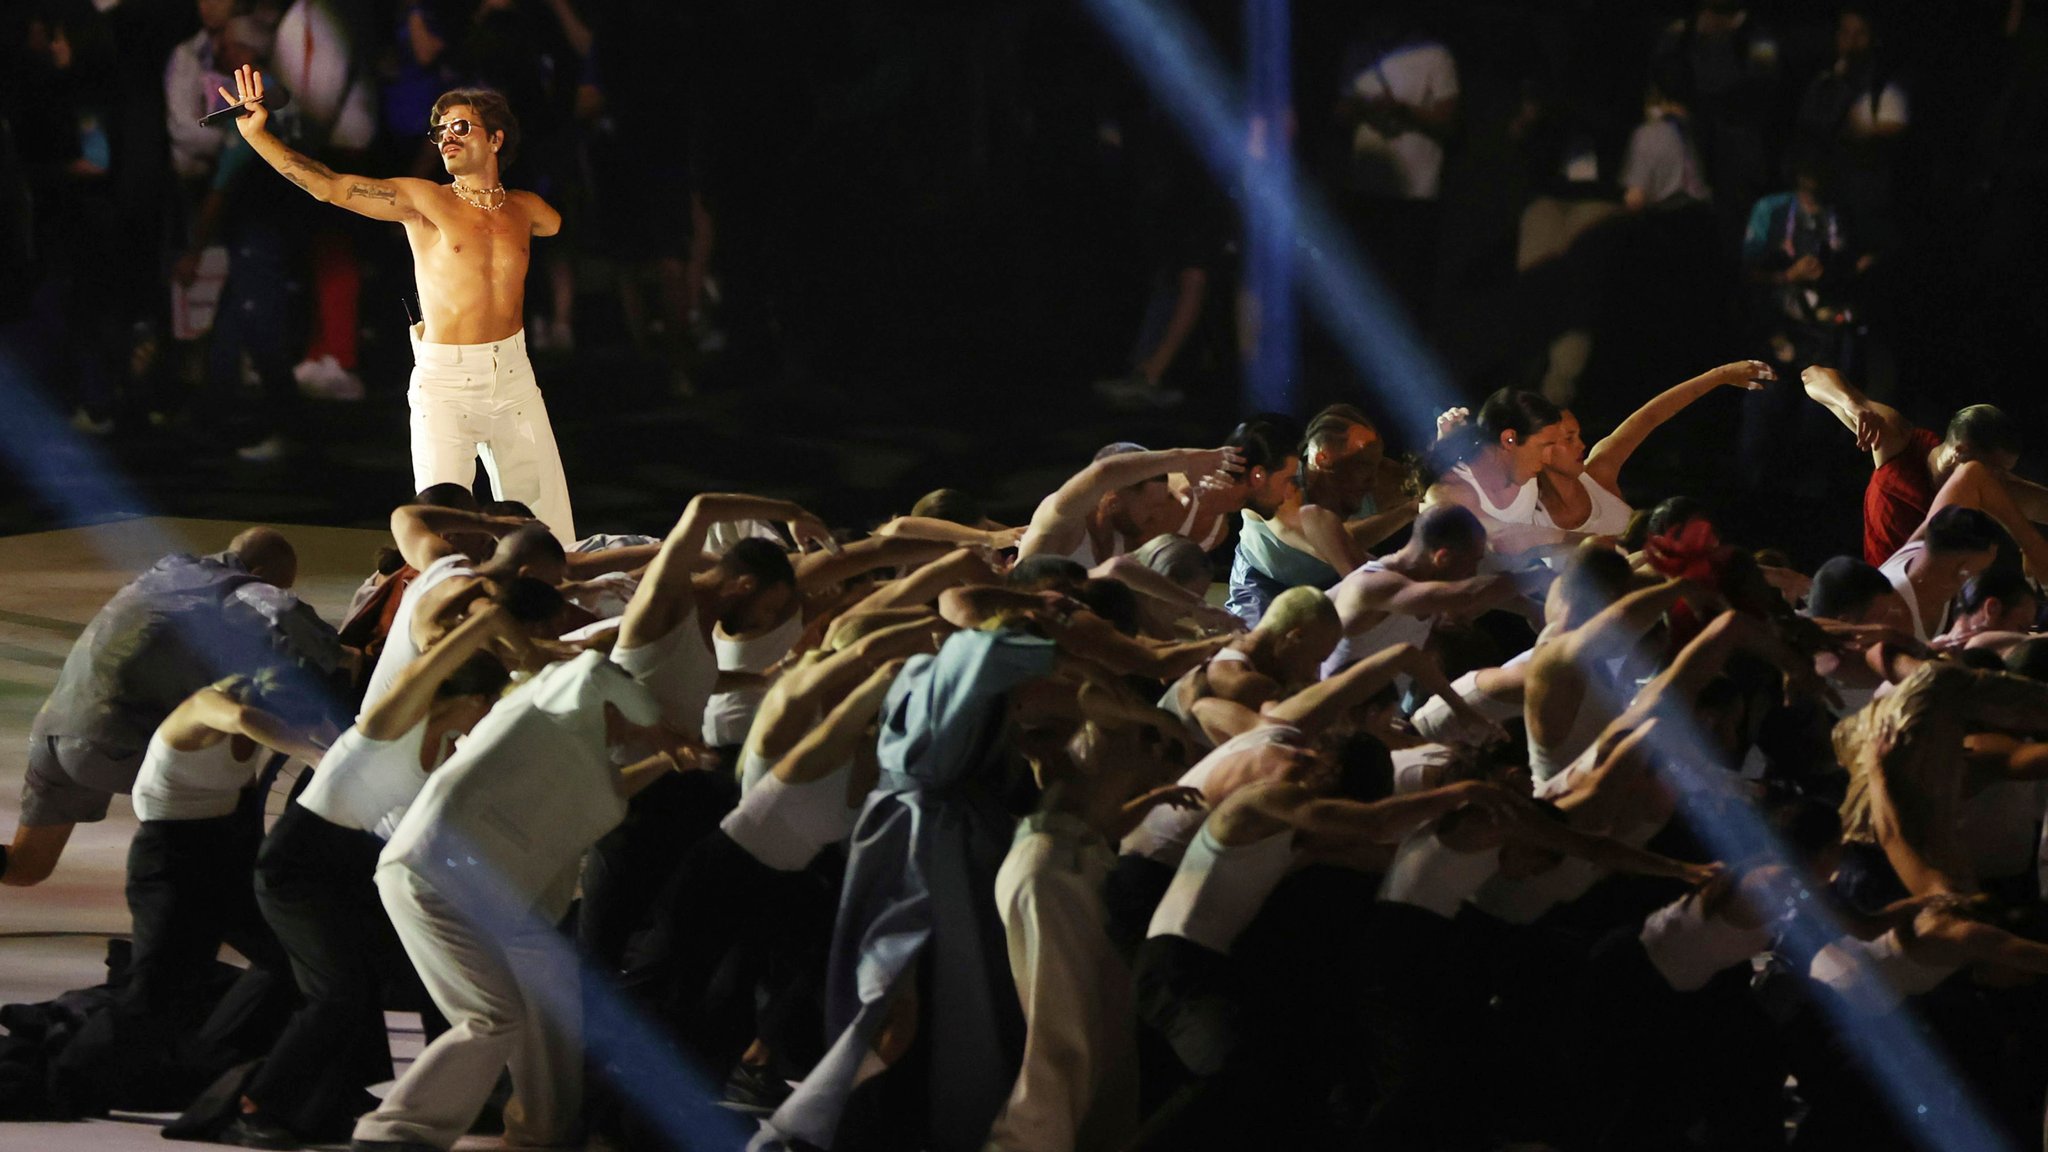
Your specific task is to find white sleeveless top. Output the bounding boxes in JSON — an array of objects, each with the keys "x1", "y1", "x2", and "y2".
[
  {"x1": 1877, "y1": 542, "x2": 1932, "y2": 645},
  {"x1": 1808, "y1": 928, "x2": 1957, "y2": 1014},
  {"x1": 612, "y1": 603, "x2": 719, "y2": 735},
  {"x1": 721, "y1": 757, "x2": 862, "y2": 872},
  {"x1": 299, "y1": 720, "x2": 442, "y2": 838},
  {"x1": 1410, "y1": 647, "x2": 1532, "y2": 743},
  {"x1": 360, "y1": 554, "x2": 475, "y2": 717},
  {"x1": 1121, "y1": 723, "x2": 1302, "y2": 864},
  {"x1": 1320, "y1": 561, "x2": 1435, "y2": 681},
  {"x1": 1533, "y1": 473, "x2": 1634, "y2": 537},
  {"x1": 1378, "y1": 828, "x2": 1502, "y2": 920},
  {"x1": 131, "y1": 730, "x2": 265, "y2": 822},
  {"x1": 1147, "y1": 824, "x2": 1296, "y2": 955},
  {"x1": 1449, "y1": 462, "x2": 1540, "y2": 523},
  {"x1": 1640, "y1": 893, "x2": 1775, "y2": 992}
]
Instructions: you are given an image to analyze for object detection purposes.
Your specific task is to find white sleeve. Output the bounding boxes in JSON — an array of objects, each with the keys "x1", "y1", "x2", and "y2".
[
  {"x1": 1876, "y1": 83, "x2": 1909, "y2": 127},
  {"x1": 1422, "y1": 43, "x2": 1459, "y2": 102}
]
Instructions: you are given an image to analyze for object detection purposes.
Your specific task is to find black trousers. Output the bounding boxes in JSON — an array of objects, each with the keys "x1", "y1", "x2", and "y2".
[
  {"x1": 578, "y1": 769, "x2": 739, "y2": 970},
  {"x1": 245, "y1": 801, "x2": 417, "y2": 1137},
  {"x1": 122, "y1": 791, "x2": 284, "y2": 1011}
]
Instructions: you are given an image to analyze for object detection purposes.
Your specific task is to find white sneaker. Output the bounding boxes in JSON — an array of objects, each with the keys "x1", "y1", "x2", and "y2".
[
  {"x1": 236, "y1": 434, "x2": 288, "y2": 462},
  {"x1": 296, "y1": 355, "x2": 365, "y2": 401}
]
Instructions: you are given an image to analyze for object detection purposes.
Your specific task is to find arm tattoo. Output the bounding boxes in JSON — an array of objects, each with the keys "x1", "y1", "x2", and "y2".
[
  {"x1": 282, "y1": 171, "x2": 312, "y2": 192},
  {"x1": 347, "y1": 182, "x2": 398, "y2": 204},
  {"x1": 285, "y1": 153, "x2": 337, "y2": 180}
]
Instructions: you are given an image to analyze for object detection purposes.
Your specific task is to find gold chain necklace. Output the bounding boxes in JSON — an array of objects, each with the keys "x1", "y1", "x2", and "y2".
[{"x1": 451, "y1": 181, "x2": 507, "y2": 211}]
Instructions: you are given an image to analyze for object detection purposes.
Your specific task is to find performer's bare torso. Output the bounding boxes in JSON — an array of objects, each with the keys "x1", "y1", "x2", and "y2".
[{"x1": 405, "y1": 184, "x2": 536, "y2": 345}]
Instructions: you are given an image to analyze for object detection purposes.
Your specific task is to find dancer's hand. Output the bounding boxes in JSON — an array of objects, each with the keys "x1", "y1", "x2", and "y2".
[{"x1": 1715, "y1": 360, "x2": 1774, "y2": 391}]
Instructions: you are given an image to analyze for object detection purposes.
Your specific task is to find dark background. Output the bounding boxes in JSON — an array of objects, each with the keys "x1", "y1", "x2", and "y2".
[{"x1": 2, "y1": 0, "x2": 2045, "y2": 568}]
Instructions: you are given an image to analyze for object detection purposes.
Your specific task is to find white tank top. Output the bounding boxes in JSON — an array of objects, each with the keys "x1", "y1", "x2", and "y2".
[
  {"x1": 1391, "y1": 743, "x2": 1458, "y2": 794},
  {"x1": 701, "y1": 611, "x2": 806, "y2": 748},
  {"x1": 1146, "y1": 823, "x2": 1296, "y2": 954},
  {"x1": 1808, "y1": 928, "x2": 1957, "y2": 1014},
  {"x1": 1533, "y1": 473, "x2": 1634, "y2": 537},
  {"x1": 1448, "y1": 463, "x2": 1540, "y2": 526},
  {"x1": 1121, "y1": 723, "x2": 1302, "y2": 864},
  {"x1": 1877, "y1": 542, "x2": 1931, "y2": 645},
  {"x1": 1409, "y1": 647, "x2": 1533, "y2": 743},
  {"x1": 299, "y1": 721, "x2": 443, "y2": 837},
  {"x1": 1320, "y1": 561, "x2": 1435, "y2": 680},
  {"x1": 721, "y1": 757, "x2": 862, "y2": 872},
  {"x1": 131, "y1": 730, "x2": 265, "y2": 822},
  {"x1": 612, "y1": 604, "x2": 719, "y2": 735},
  {"x1": 737, "y1": 747, "x2": 777, "y2": 796},
  {"x1": 359, "y1": 554, "x2": 475, "y2": 717},
  {"x1": 1377, "y1": 828, "x2": 1502, "y2": 919},
  {"x1": 1639, "y1": 893, "x2": 1774, "y2": 992},
  {"x1": 1471, "y1": 751, "x2": 1665, "y2": 924}
]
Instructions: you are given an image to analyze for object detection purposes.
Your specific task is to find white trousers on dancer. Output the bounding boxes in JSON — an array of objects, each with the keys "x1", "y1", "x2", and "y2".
[
  {"x1": 408, "y1": 324, "x2": 576, "y2": 545},
  {"x1": 352, "y1": 863, "x2": 583, "y2": 1150}
]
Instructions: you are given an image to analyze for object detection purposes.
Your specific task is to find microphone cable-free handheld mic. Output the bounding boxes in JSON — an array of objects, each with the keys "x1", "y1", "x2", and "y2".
[{"x1": 198, "y1": 85, "x2": 292, "y2": 128}]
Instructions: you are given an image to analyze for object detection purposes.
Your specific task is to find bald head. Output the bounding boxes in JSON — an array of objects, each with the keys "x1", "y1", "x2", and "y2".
[{"x1": 229, "y1": 527, "x2": 297, "y2": 589}]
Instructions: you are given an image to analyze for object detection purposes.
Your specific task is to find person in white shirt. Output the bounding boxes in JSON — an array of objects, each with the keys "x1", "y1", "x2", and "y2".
[
  {"x1": 165, "y1": 0, "x2": 236, "y2": 182},
  {"x1": 1322, "y1": 505, "x2": 1523, "y2": 681},
  {"x1": 1621, "y1": 66, "x2": 1712, "y2": 211},
  {"x1": 233, "y1": 606, "x2": 520, "y2": 1148},
  {"x1": 579, "y1": 492, "x2": 833, "y2": 971},
  {"x1": 352, "y1": 651, "x2": 690, "y2": 1152},
  {"x1": 1018, "y1": 442, "x2": 1244, "y2": 570},
  {"x1": 51, "y1": 670, "x2": 330, "y2": 1117}
]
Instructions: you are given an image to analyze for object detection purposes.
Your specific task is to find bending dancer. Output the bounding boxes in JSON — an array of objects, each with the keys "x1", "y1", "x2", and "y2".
[{"x1": 219, "y1": 65, "x2": 578, "y2": 544}]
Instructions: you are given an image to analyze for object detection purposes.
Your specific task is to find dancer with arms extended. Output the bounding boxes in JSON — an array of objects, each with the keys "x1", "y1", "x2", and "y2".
[{"x1": 219, "y1": 65, "x2": 577, "y2": 544}]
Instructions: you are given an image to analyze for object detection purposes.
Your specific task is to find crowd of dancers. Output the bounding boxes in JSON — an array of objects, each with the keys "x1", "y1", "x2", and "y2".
[{"x1": 11, "y1": 360, "x2": 2048, "y2": 1152}]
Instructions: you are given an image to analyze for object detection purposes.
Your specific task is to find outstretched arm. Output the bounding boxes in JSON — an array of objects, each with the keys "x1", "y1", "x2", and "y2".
[
  {"x1": 1586, "y1": 361, "x2": 1772, "y2": 491},
  {"x1": 1018, "y1": 446, "x2": 1243, "y2": 559},
  {"x1": 1800, "y1": 366, "x2": 1913, "y2": 468},
  {"x1": 770, "y1": 661, "x2": 903, "y2": 786},
  {"x1": 222, "y1": 66, "x2": 434, "y2": 224}
]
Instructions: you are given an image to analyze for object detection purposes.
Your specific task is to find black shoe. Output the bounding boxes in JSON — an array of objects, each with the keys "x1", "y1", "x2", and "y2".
[
  {"x1": 722, "y1": 1061, "x2": 791, "y2": 1112},
  {"x1": 223, "y1": 1113, "x2": 300, "y2": 1149}
]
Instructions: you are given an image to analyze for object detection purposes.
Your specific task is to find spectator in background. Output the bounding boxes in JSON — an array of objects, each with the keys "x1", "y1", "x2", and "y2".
[
  {"x1": 180, "y1": 16, "x2": 308, "y2": 463},
  {"x1": 1655, "y1": 1, "x2": 1782, "y2": 227},
  {"x1": 1334, "y1": 5, "x2": 1459, "y2": 325},
  {"x1": 455, "y1": 0, "x2": 593, "y2": 354},
  {"x1": 273, "y1": 0, "x2": 373, "y2": 403},
  {"x1": 1095, "y1": 109, "x2": 1234, "y2": 412},
  {"x1": 164, "y1": 0, "x2": 235, "y2": 184},
  {"x1": 1621, "y1": 64, "x2": 1712, "y2": 212},
  {"x1": 382, "y1": 0, "x2": 459, "y2": 180},
  {"x1": 1511, "y1": 74, "x2": 1623, "y2": 407},
  {"x1": 4, "y1": 2, "x2": 123, "y2": 434},
  {"x1": 1796, "y1": 5, "x2": 1907, "y2": 255}
]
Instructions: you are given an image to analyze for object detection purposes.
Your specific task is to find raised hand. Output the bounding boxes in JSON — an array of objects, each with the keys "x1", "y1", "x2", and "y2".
[
  {"x1": 1715, "y1": 360, "x2": 1774, "y2": 391},
  {"x1": 787, "y1": 513, "x2": 839, "y2": 555},
  {"x1": 215, "y1": 64, "x2": 270, "y2": 137},
  {"x1": 1182, "y1": 445, "x2": 1247, "y2": 481},
  {"x1": 1434, "y1": 407, "x2": 1471, "y2": 443}
]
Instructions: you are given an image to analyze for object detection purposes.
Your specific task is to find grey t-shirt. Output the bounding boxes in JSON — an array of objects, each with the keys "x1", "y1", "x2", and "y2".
[{"x1": 1621, "y1": 117, "x2": 1711, "y2": 206}]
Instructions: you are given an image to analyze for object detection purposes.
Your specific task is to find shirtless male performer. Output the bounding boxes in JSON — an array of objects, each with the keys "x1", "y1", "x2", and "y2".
[{"x1": 220, "y1": 65, "x2": 578, "y2": 545}]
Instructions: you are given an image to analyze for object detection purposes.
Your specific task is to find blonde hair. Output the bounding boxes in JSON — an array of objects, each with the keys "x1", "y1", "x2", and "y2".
[{"x1": 1259, "y1": 586, "x2": 1338, "y2": 636}]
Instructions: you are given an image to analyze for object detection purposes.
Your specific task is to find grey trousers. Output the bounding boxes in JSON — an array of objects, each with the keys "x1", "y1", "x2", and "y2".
[{"x1": 351, "y1": 862, "x2": 583, "y2": 1149}]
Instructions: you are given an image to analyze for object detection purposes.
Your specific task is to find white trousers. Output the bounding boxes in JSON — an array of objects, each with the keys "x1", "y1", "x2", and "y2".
[
  {"x1": 352, "y1": 863, "x2": 583, "y2": 1150},
  {"x1": 408, "y1": 324, "x2": 576, "y2": 545}
]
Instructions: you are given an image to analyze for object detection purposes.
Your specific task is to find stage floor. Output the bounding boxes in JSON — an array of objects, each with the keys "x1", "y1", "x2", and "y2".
[{"x1": 0, "y1": 518, "x2": 504, "y2": 1150}]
